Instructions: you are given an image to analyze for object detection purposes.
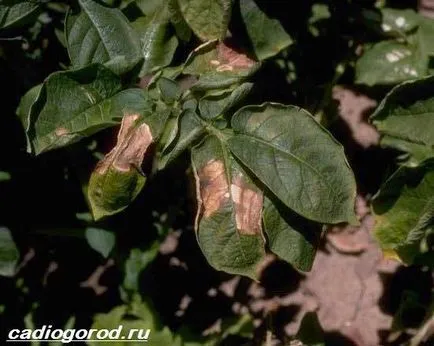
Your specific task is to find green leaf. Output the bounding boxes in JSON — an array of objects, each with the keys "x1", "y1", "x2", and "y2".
[
  {"x1": 263, "y1": 197, "x2": 321, "y2": 271},
  {"x1": 0, "y1": 227, "x2": 19, "y2": 277},
  {"x1": 123, "y1": 243, "x2": 159, "y2": 292},
  {"x1": 27, "y1": 65, "x2": 151, "y2": 154},
  {"x1": 355, "y1": 41, "x2": 422, "y2": 86},
  {"x1": 131, "y1": 4, "x2": 179, "y2": 76},
  {"x1": 168, "y1": 0, "x2": 192, "y2": 42},
  {"x1": 199, "y1": 83, "x2": 252, "y2": 119},
  {"x1": 372, "y1": 165, "x2": 434, "y2": 265},
  {"x1": 177, "y1": 0, "x2": 232, "y2": 41},
  {"x1": 157, "y1": 77, "x2": 181, "y2": 103},
  {"x1": 88, "y1": 114, "x2": 153, "y2": 220},
  {"x1": 191, "y1": 135, "x2": 266, "y2": 279},
  {"x1": 294, "y1": 312, "x2": 325, "y2": 346},
  {"x1": 356, "y1": 12, "x2": 434, "y2": 86},
  {"x1": 240, "y1": 0, "x2": 293, "y2": 60},
  {"x1": 85, "y1": 227, "x2": 115, "y2": 258},
  {"x1": 65, "y1": 0, "x2": 142, "y2": 75},
  {"x1": 370, "y1": 76, "x2": 434, "y2": 166},
  {"x1": 158, "y1": 109, "x2": 205, "y2": 169},
  {"x1": 90, "y1": 298, "x2": 180, "y2": 346},
  {"x1": 228, "y1": 103, "x2": 357, "y2": 224},
  {"x1": 184, "y1": 41, "x2": 259, "y2": 90},
  {"x1": 380, "y1": 8, "x2": 419, "y2": 36},
  {"x1": 0, "y1": 1, "x2": 40, "y2": 30},
  {"x1": 0, "y1": 172, "x2": 11, "y2": 182}
]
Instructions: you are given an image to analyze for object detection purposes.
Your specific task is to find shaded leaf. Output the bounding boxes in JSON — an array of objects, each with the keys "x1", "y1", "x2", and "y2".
[
  {"x1": 66, "y1": 0, "x2": 142, "y2": 75},
  {"x1": 27, "y1": 65, "x2": 151, "y2": 154},
  {"x1": 88, "y1": 114, "x2": 153, "y2": 220},
  {"x1": 192, "y1": 135, "x2": 266, "y2": 279},
  {"x1": 199, "y1": 82, "x2": 252, "y2": 119},
  {"x1": 85, "y1": 227, "x2": 115, "y2": 258},
  {"x1": 0, "y1": 1, "x2": 40, "y2": 30},
  {"x1": 228, "y1": 103, "x2": 357, "y2": 224},
  {"x1": 16, "y1": 84, "x2": 42, "y2": 132},
  {"x1": 90, "y1": 298, "x2": 180, "y2": 346},
  {"x1": 294, "y1": 312, "x2": 325, "y2": 346},
  {"x1": 0, "y1": 172, "x2": 11, "y2": 182},
  {"x1": 370, "y1": 76, "x2": 434, "y2": 166},
  {"x1": 373, "y1": 165, "x2": 434, "y2": 265},
  {"x1": 168, "y1": 0, "x2": 192, "y2": 41},
  {"x1": 158, "y1": 109, "x2": 205, "y2": 169},
  {"x1": 263, "y1": 197, "x2": 321, "y2": 271},
  {"x1": 123, "y1": 243, "x2": 159, "y2": 292},
  {"x1": 157, "y1": 77, "x2": 181, "y2": 103},
  {"x1": 240, "y1": 0, "x2": 293, "y2": 60},
  {"x1": 0, "y1": 227, "x2": 19, "y2": 277},
  {"x1": 177, "y1": 0, "x2": 232, "y2": 41}
]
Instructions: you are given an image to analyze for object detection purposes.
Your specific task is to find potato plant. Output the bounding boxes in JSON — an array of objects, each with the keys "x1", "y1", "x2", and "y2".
[{"x1": 1, "y1": 0, "x2": 433, "y2": 344}]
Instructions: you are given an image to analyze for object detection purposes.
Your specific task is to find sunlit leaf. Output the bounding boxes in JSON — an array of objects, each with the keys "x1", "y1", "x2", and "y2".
[
  {"x1": 370, "y1": 76, "x2": 434, "y2": 166},
  {"x1": 66, "y1": 0, "x2": 142, "y2": 74},
  {"x1": 177, "y1": 0, "x2": 232, "y2": 41},
  {"x1": 27, "y1": 65, "x2": 151, "y2": 154},
  {"x1": 228, "y1": 103, "x2": 357, "y2": 224}
]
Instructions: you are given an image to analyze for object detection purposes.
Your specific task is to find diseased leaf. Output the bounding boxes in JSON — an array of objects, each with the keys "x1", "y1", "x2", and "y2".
[
  {"x1": 66, "y1": 0, "x2": 142, "y2": 75},
  {"x1": 263, "y1": 197, "x2": 321, "y2": 271},
  {"x1": 0, "y1": 1, "x2": 40, "y2": 30},
  {"x1": 158, "y1": 110, "x2": 205, "y2": 169},
  {"x1": 85, "y1": 227, "x2": 115, "y2": 258},
  {"x1": 228, "y1": 103, "x2": 357, "y2": 224},
  {"x1": 380, "y1": 8, "x2": 419, "y2": 36},
  {"x1": 27, "y1": 65, "x2": 151, "y2": 154},
  {"x1": 132, "y1": 3, "x2": 179, "y2": 76},
  {"x1": 177, "y1": 0, "x2": 232, "y2": 41},
  {"x1": 370, "y1": 76, "x2": 434, "y2": 166},
  {"x1": 0, "y1": 227, "x2": 19, "y2": 277},
  {"x1": 240, "y1": 0, "x2": 293, "y2": 60},
  {"x1": 355, "y1": 41, "x2": 422, "y2": 86},
  {"x1": 184, "y1": 41, "x2": 259, "y2": 90},
  {"x1": 88, "y1": 114, "x2": 153, "y2": 220},
  {"x1": 192, "y1": 135, "x2": 266, "y2": 279},
  {"x1": 373, "y1": 165, "x2": 434, "y2": 265},
  {"x1": 199, "y1": 83, "x2": 253, "y2": 119},
  {"x1": 356, "y1": 11, "x2": 434, "y2": 86}
]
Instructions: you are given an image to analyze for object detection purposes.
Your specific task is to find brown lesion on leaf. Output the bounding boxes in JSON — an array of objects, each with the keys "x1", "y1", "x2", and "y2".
[
  {"x1": 95, "y1": 114, "x2": 153, "y2": 174},
  {"x1": 211, "y1": 42, "x2": 256, "y2": 72},
  {"x1": 55, "y1": 127, "x2": 69, "y2": 137},
  {"x1": 231, "y1": 175, "x2": 263, "y2": 235},
  {"x1": 196, "y1": 159, "x2": 230, "y2": 218}
]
